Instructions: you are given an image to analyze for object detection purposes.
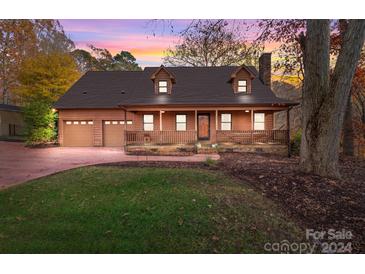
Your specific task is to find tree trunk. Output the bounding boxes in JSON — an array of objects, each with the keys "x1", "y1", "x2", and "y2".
[
  {"x1": 300, "y1": 20, "x2": 365, "y2": 178},
  {"x1": 362, "y1": 101, "x2": 365, "y2": 139},
  {"x1": 342, "y1": 94, "x2": 355, "y2": 156}
]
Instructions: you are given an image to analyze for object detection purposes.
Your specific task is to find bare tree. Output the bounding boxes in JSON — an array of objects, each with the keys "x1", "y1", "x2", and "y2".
[
  {"x1": 254, "y1": 20, "x2": 306, "y2": 82},
  {"x1": 163, "y1": 20, "x2": 261, "y2": 67},
  {"x1": 300, "y1": 20, "x2": 365, "y2": 178}
]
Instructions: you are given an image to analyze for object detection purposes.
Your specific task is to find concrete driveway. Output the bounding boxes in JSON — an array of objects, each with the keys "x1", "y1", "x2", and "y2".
[{"x1": 0, "y1": 141, "x2": 219, "y2": 188}]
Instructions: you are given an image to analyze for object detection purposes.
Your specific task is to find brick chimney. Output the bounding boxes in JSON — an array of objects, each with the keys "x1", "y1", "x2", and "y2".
[{"x1": 259, "y1": 53, "x2": 272, "y2": 87}]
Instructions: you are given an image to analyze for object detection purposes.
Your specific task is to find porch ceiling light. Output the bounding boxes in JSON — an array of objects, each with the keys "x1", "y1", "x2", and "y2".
[{"x1": 245, "y1": 110, "x2": 250, "y2": 113}]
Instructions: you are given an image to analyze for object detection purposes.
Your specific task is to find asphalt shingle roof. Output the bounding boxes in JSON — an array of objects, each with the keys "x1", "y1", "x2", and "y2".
[
  {"x1": 54, "y1": 66, "x2": 298, "y2": 109},
  {"x1": 0, "y1": 104, "x2": 21, "y2": 112}
]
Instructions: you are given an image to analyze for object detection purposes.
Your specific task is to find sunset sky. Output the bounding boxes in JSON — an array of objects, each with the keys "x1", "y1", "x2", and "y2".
[{"x1": 60, "y1": 19, "x2": 277, "y2": 67}]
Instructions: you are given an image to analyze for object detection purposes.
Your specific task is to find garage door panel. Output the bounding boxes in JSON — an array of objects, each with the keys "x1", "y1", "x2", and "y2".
[
  {"x1": 103, "y1": 121, "x2": 124, "y2": 147},
  {"x1": 64, "y1": 121, "x2": 93, "y2": 147}
]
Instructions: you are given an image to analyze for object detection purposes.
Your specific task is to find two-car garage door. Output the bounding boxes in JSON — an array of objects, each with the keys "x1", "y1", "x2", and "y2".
[{"x1": 63, "y1": 120, "x2": 124, "y2": 147}]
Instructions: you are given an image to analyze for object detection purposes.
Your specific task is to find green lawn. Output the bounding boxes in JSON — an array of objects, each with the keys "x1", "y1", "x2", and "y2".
[{"x1": 0, "y1": 167, "x2": 303, "y2": 253}]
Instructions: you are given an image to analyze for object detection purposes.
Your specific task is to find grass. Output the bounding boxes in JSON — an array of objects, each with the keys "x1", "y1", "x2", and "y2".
[{"x1": 0, "y1": 167, "x2": 303, "y2": 253}]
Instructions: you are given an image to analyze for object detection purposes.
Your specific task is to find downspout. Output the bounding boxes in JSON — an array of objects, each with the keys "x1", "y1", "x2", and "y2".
[{"x1": 119, "y1": 105, "x2": 128, "y2": 151}]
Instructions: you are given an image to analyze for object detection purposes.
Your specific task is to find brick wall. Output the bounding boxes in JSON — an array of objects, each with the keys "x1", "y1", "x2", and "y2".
[
  {"x1": 259, "y1": 53, "x2": 272, "y2": 87},
  {"x1": 59, "y1": 109, "x2": 275, "y2": 146},
  {"x1": 58, "y1": 109, "x2": 135, "y2": 146}
]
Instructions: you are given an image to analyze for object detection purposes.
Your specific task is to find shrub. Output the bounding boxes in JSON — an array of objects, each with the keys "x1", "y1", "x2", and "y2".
[
  {"x1": 290, "y1": 130, "x2": 302, "y2": 156},
  {"x1": 205, "y1": 157, "x2": 217, "y2": 167},
  {"x1": 23, "y1": 100, "x2": 56, "y2": 145}
]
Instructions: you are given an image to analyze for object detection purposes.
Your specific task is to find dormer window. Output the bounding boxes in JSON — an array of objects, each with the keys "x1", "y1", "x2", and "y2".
[
  {"x1": 230, "y1": 65, "x2": 255, "y2": 94},
  {"x1": 151, "y1": 66, "x2": 176, "y2": 95},
  {"x1": 237, "y1": 80, "x2": 247, "y2": 93},
  {"x1": 158, "y1": 81, "x2": 168, "y2": 93}
]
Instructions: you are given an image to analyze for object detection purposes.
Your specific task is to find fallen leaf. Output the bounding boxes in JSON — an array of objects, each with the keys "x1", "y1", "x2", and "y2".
[{"x1": 212, "y1": 235, "x2": 220, "y2": 241}]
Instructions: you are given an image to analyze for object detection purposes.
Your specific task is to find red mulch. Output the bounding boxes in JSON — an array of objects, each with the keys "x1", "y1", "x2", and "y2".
[{"x1": 218, "y1": 153, "x2": 365, "y2": 253}]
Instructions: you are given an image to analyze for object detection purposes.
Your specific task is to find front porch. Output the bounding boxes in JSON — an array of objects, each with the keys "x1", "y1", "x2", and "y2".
[
  {"x1": 125, "y1": 130, "x2": 289, "y2": 156},
  {"x1": 121, "y1": 107, "x2": 292, "y2": 156}
]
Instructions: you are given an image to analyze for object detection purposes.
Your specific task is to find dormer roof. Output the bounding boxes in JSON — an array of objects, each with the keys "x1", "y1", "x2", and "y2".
[
  {"x1": 150, "y1": 65, "x2": 176, "y2": 83},
  {"x1": 229, "y1": 65, "x2": 256, "y2": 81}
]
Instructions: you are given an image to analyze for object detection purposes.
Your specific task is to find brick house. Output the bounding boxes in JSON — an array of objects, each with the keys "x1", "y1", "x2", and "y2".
[{"x1": 54, "y1": 53, "x2": 298, "y2": 154}]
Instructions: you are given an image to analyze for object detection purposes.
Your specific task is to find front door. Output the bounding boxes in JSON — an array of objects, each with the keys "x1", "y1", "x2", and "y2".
[{"x1": 198, "y1": 114, "x2": 210, "y2": 140}]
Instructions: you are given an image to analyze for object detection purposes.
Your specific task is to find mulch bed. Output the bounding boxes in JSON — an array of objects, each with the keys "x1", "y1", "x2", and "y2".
[
  {"x1": 218, "y1": 153, "x2": 365, "y2": 253},
  {"x1": 26, "y1": 142, "x2": 59, "y2": 148},
  {"x1": 100, "y1": 153, "x2": 365, "y2": 253}
]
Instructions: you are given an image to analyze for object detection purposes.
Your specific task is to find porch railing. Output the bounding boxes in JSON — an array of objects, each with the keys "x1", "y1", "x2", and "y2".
[
  {"x1": 216, "y1": 130, "x2": 288, "y2": 145},
  {"x1": 125, "y1": 130, "x2": 288, "y2": 146},
  {"x1": 126, "y1": 130, "x2": 197, "y2": 145}
]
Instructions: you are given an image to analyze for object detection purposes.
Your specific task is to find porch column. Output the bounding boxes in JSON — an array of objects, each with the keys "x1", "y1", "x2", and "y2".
[
  {"x1": 159, "y1": 110, "x2": 163, "y2": 144},
  {"x1": 159, "y1": 110, "x2": 163, "y2": 131},
  {"x1": 250, "y1": 109, "x2": 254, "y2": 144},
  {"x1": 124, "y1": 108, "x2": 127, "y2": 149},
  {"x1": 287, "y1": 107, "x2": 291, "y2": 158},
  {"x1": 250, "y1": 109, "x2": 254, "y2": 130},
  {"x1": 215, "y1": 110, "x2": 218, "y2": 130},
  {"x1": 194, "y1": 110, "x2": 198, "y2": 141}
]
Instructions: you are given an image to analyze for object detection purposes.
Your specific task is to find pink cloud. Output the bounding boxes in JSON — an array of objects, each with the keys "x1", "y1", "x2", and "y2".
[
  {"x1": 74, "y1": 33, "x2": 179, "y2": 66},
  {"x1": 61, "y1": 19, "x2": 282, "y2": 67}
]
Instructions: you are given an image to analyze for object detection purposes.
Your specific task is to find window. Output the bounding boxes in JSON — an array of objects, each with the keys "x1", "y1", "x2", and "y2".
[
  {"x1": 254, "y1": 113, "x2": 265, "y2": 130},
  {"x1": 158, "y1": 81, "x2": 168, "y2": 93},
  {"x1": 118, "y1": 121, "x2": 132, "y2": 125},
  {"x1": 67, "y1": 120, "x2": 93, "y2": 125},
  {"x1": 237, "y1": 80, "x2": 247, "y2": 93},
  {"x1": 176, "y1": 114, "x2": 187, "y2": 131},
  {"x1": 143, "y1": 114, "x2": 154, "y2": 131},
  {"x1": 221, "y1": 113, "x2": 232, "y2": 130}
]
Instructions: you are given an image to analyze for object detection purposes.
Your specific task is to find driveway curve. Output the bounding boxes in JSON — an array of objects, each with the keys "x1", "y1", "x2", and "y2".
[{"x1": 0, "y1": 141, "x2": 219, "y2": 188}]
